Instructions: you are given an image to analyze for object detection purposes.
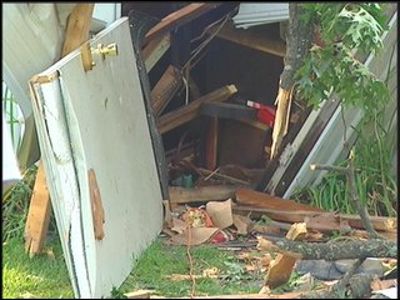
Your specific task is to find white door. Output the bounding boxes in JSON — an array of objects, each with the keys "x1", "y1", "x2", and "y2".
[{"x1": 29, "y1": 17, "x2": 163, "y2": 298}]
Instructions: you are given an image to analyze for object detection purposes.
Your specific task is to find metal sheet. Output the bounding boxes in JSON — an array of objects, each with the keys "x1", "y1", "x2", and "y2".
[{"x1": 30, "y1": 18, "x2": 163, "y2": 298}]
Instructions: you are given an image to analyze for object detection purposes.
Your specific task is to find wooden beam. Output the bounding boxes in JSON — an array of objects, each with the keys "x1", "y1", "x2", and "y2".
[
  {"x1": 151, "y1": 65, "x2": 182, "y2": 116},
  {"x1": 61, "y1": 4, "x2": 95, "y2": 57},
  {"x1": 25, "y1": 4, "x2": 95, "y2": 257},
  {"x1": 157, "y1": 85, "x2": 238, "y2": 134},
  {"x1": 169, "y1": 185, "x2": 237, "y2": 204},
  {"x1": 145, "y1": 3, "x2": 221, "y2": 42},
  {"x1": 233, "y1": 205, "x2": 397, "y2": 233},
  {"x1": 217, "y1": 23, "x2": 286, "y2": 57},
  {"x1": 24, "y1": 162, "x2": 51, "y2": 256},
  {"x1": 236, "y1": 188, "x2": 323, "y2": 212},
  {"x1": 143, "y1": 34, "x2": 171, "y2": 72},
  {"x1": 205, "y1": 117, "x2": 219, "y2": 170}
]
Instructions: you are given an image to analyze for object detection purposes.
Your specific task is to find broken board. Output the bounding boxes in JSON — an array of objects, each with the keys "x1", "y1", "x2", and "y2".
[{"x1": 29, "y1": 18, "x2": 163, "y2": 298}]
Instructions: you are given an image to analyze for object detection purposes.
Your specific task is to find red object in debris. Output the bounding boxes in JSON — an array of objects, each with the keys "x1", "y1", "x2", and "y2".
[
  {"x1": 246, "y1": 100, "x2": 275, "y2": 128},
  {"x1": 211, "y1": 230, "x2": 230, "y2": 244}
]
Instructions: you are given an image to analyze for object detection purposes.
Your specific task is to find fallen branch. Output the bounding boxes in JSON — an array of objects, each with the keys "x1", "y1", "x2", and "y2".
[
  {"x1": 258, "y1": 238, "x2": 397, "y2": 260},
  {"x1": 310, "y1": 150, "x2": 381, "y2": 239}
]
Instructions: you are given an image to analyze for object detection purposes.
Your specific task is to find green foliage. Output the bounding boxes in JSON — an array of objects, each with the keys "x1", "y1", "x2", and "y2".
[
  {"x1": 292, "y1": 109, "x2": 397, "y2": 217},
  {"x1": 296, "y1": 3, "x2": 389, "y2": 113}
]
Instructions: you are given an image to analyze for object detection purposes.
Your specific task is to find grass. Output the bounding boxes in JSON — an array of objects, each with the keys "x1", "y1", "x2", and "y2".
[
  {"x1": 2, "y1": 237, "x2": 73, "y2": 298},
  {"x1": 292, "y1": 107, "x2": 397, "y2": 217},
  {"x1": 119, "y1": 239, "x2": 262, "y2": 297}
]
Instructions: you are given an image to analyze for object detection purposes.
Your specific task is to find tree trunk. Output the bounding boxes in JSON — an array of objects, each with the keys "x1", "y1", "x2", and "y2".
[{"x1": 270, "y1": 4, "x2": 314, "y2": 159}]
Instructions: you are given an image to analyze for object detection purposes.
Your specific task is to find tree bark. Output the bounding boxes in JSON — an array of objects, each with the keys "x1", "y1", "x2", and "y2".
[
  {"x1": 272, "y1": 239, "x2": 397, "y2": 260},
  {"x1": 270, "y1": 3, "x2": 314, "y2": 159}
]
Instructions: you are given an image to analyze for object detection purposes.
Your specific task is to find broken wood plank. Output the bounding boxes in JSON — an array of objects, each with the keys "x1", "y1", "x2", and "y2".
[
  {"x1": 125, "y1": 290, "x2": 155, "y2": 299},
  {"x1": 217, "y1": 23, "x2": 286, "y2": 57},
  {"x1": 88, "y1": 169, "x2": 105, "y2": 240},
  {"x1": 145, "y1": 3, "x2": 221, "y2": 42},
  {"x1": 236, "y1": 188, "x2": 323, "y2": 212},
  {"x1": 24, "y1": 162, "x2": 51, "y2": 256},
  {"x1": 233, "y1": 205, "x2": 397, "y2": 233},
  {"x1": 169, "y1": 185, "x2": 237, "y2": 204},
  {"x1": 265, "y1": 223, "x2": 307, "y2": 288},
  {"x1": 157, "y1": 85, "x2": 238, "y2": 134},
  {"x1": 205, "y1": 117, "x2": 219, "y2": 170},
  {"x1": 61, "y1": 4, "x2": 95, "y2": 57},
  {"x1": 143, "y1": 33, "x2": 171, "y2": 72},
  {"x1": 151, "y1": 65, "x2": 182, "y2": 116}
]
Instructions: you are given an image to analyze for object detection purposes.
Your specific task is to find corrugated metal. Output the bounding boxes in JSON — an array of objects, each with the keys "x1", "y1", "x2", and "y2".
[{"x1": 232, "y1": 3, "x2": 289, "y2": 29}]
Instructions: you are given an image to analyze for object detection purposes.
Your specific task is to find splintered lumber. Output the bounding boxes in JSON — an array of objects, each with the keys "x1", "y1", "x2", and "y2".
[
  {"x1": 61, "y1": 4, "x2": 94, "y2": 56},
  {"x1": 158, "y1": 85, "x2": 238, "y2": 134},
  {"x1": 236, "y1": 188, "x2": 323, "y2": 212},
  {"x1": 151, "y1": 65, "x2": 182, "y2": 116},
  {"x1": 217, "y1": 23, "x2": 286, "y2": 57},
  {"x1": 265, "y1": 223, "x2": 307, "y2": 288},
  {"x1": 169, "y1": 185, "x2": 237, "y2": 204},
  {"x1": 233, "y1": 206, "x2": 397, "y2": 234},
  {"x1": 205, "y1": 117, "x2": 218, "y2": 170},
  {"x1": 143, "y1": 34, "x2": 171, "y2": 72},
  {"x1": 125, "y1": 290, "x2": 155, "y2": 299},
  {"x1": 145, "y1": 3, "x2": 221, "y2": 42},
  {"x1": 24, "y1": 162, "x2": 51, "y2": 256}
]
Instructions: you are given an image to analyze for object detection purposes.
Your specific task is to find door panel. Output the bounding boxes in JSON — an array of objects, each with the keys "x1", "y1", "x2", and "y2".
[{"x1": 29, "y1": 17, "x2": 163, "y2": 298}]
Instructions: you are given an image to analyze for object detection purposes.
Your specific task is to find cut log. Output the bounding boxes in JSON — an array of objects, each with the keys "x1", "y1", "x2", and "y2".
[
  {"x1": 157, "y1": 85, "x2": 238, "y2": 134},
  {"x1": 145, "y1": 3, "x2": 221, "y2": 42},
  {"x1": 217, "y1": 23, "x2": 286, "y2": 57},
  {"x1": 143, "y1": 33, "x2": 171, "y2": 72},
  {"x1": 169, "y1": 185, "x2": 237, "y2": 204},
  {"x1": 236, "y1": 188, "x2": 323, "y2": 212},
  {"x1": 151, "y1": 65, "x2": 182, "y2": 116},
  {"x1": 265, "y1": 223, "x2": 307, "y2": 288},
  {"x1": 24, "y1": 162, "x2": 51, "y2": 256}
]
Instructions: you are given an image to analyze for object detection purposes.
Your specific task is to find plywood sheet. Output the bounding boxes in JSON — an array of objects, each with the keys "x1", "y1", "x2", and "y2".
[{"x1": 30, "y1": 18, "x2": 163, "y2": 298}]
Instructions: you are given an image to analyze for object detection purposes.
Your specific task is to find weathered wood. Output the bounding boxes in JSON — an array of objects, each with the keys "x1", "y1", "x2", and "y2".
[
  {"x1": 265, "y1": 223, "x2": 307, "y2": 288},
  {"x1": 169, "y1": 185, "x2": 237, "y2": 204},
  {"x1": 205, "y1": 117, "x2": 219, "y2": 170},
  {"x1": 157, "y1": 85, "x2": 238, "y2": 134},
  {"x1": 233, "y1": 205, "x2": 396, "y2": 233},
  {"x1": 197, "y1": 168, "x2": 250, "y2": 186},
  {"x1": 125, "y1": 290, "x2": 154, "y2": 299},
  {"x1": 61, "y1": 4, "x2": 94, "y2": 57},
  {"x1": 236, "y1": 188, "x2": 323, "y2": 212},
  {"x1": 143, "y1": 33, "x2": 171, "y2": 72},
  {"x1": 150, "y1": 292, "x2": 305, "y2": 299},
  {"x1": 145, "y1": 3, "x2": 220, "y2": 42},
  {"x1": 88, "y1": 169, "x2": 105, "y2": 240},
  {"x1": 24, "y1": 162, "x2": 51, "y2": 256},
  {"x1": 217, "y1": 23, "x2": 286, "y2": 57},
  {"x1": 151, "y1": 65, "x2": 182, "y2": 116}
]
